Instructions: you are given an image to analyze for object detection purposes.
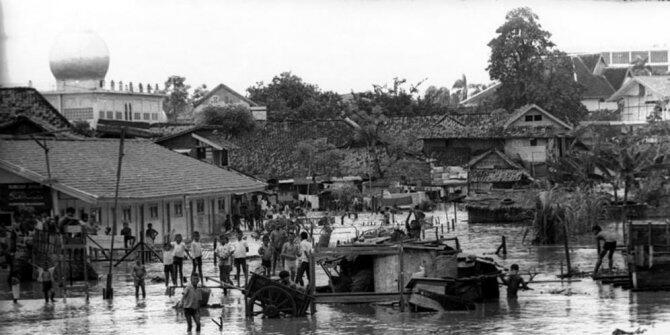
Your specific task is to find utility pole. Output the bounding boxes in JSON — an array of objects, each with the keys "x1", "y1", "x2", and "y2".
[{"x1": 104, "y1": 128, "x2": 125, "y2": 300}]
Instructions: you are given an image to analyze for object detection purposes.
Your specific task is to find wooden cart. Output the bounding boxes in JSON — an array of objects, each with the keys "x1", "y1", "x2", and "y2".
[{"x1": 245, "y1": 272, "x2": 314, "y2": 318}]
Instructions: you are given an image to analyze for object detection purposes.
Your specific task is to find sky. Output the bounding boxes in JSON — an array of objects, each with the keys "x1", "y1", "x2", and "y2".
[{"x1": 2, "y1": 0, "x2": 670, "y2": 96}]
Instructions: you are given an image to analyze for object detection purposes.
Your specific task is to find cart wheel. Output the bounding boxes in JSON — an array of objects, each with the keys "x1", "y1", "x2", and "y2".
[{"x1": 246, "y1": 286, "x2": 297, "y2": 318}]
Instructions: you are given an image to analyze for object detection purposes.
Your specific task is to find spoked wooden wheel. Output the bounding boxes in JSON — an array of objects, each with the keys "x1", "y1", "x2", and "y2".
[{"x1": 246, "y1": 286, "x2": 297, "y2": 318}]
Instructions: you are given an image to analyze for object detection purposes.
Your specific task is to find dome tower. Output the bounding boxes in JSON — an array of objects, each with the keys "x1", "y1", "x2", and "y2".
[{"x1": 49, "y1": 30, "x2": 109, "y2": 91}]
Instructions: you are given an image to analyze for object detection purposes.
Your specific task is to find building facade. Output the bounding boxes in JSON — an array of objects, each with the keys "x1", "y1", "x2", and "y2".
[
  {"x1": 40, "y1": 31, "x2": 167, "y2": 127},
  {"x1": 192, "y1": 83, "x2": 267, "y2": 121}
]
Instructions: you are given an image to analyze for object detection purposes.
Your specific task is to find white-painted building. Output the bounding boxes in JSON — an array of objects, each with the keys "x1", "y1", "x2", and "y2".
[
  {"x1": 608, "y1": 76, "x2": 670, "y2": 123},
  {"x1": 40, "y1": 31, "x2": 167, "y2": 127},
  {"x1": 192, "y1": 83, "x2": 267, "y2": 121}
]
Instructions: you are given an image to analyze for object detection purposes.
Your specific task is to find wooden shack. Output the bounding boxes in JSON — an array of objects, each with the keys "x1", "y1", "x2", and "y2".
[{"x1": 628, "y1": 219, "x2": 670, "y2": 290}]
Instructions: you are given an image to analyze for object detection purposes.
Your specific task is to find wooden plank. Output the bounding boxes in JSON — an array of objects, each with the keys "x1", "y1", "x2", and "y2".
[{"x1": 314, "y1": 292, "x2": 407, "y2": 304}]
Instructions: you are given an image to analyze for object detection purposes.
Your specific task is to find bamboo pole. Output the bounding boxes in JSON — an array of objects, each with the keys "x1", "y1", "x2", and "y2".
[
  {"x1": 561, "y1": 217, "x2": 572, "y2": 276},
  {"x1": 104, "y1": 129, "x2": 125, "y2": 300},
  {"x1": 398, "y1": 243, "x2": 405, "y2": 312}
]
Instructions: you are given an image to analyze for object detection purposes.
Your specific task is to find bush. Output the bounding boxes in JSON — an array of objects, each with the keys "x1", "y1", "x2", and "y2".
[{"x1": 198, "y1": 105, "x2": 256, "y2": 135}]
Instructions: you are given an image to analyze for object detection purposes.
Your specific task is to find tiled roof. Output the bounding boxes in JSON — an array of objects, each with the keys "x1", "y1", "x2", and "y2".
[
  {"x1": 0, "y1": 138, "x2": 266, "y2": 202},
  {"x1": 602, "y1": 67, "x2": 629, "y2": 90},
  {"x1": 609, "y1": 75, "x2": 670, "y2": 101},
  {"x1": 423, "y1": 105, "x2": 572, "y2": 139},
  {"x1": 465, "y1": 189, "x2": 539, "y2": 210},
  {"x1": 228, "y1": 120, "x2": 356, "y2": 179},
  {"x1": 468, "y1": 169, "x2": 531, "y2": 183},
  {"x1": 427, "y1": 147, "x2": 471, "y2": 167},
  {"x1": 467, "y1": 149, "x2": 525, "y2": 170},
  {"x1": 571, "y1": 56, "x2": 615, "y2": 99},
  {"x1": 577, "y1": 54, "x2": 603, "y2": 73},
  {"x1": 148, "y1": 123, "x2": 198, "y2": 136},
  {"x1": 0, "y1": 87, "x2": 73, "y2": 135},
  {"x1": 192, "y1": 83, "x2": 259, "y2": 108}
]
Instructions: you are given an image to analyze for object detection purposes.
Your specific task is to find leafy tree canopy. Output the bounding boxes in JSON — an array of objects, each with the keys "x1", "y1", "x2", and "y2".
[
  {"x1": 487, "y1": 7, "x2": 586, "y2": 124},
  {"x1": 163, "y1": 75, "x2": 191, "y2": 122},
  {"x1": 247, "y1": 72, "x2": 344, "y2": 121},
  {"x1": 197, "y1": 104, "x2": 256, "y2": 135}
]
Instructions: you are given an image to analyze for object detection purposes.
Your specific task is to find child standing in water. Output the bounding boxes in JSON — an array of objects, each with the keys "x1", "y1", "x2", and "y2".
[
  {"x1": 190, "y1": 231, "x2": 203, "y2": 281},
  {"x1": 258, "y1": 236, "x2": 273, "y2": 276},
  {"x1": 501, "y1": 264, "x2": 529, "y2": 299},
  {"x1": 10, "y1": 272, "x2": 20, "y2": 303},
  {"x1": 181, "y1": 275, "x2": 202, "y2": 332},
  {"x1": 36, "y1": 263, "x2": 56, "y2": 303},
  {"x1": 132, "y1": 259, "x2": 147, "y2": 299},
  {"x1": 172, "y1": 234, "x2": 190, "y2": 286},
  {"x1": 163, "y1": 243, "x2": 175, "y2": 286}
]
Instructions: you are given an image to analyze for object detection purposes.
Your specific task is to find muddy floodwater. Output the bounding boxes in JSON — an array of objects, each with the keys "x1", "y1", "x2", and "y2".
[{"x1": 2, "y1": 205, "x2": 670, "y2": 334}]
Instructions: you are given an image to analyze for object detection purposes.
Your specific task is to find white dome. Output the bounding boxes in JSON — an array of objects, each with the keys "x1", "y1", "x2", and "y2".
[{"x1": 49, "y1": 30, "x2": 109, "y2": 82}]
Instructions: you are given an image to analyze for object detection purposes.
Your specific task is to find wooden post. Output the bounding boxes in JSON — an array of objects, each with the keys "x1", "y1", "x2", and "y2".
[
  {"x1": 562, "y1": 217, "x2": 572, "y2": 276},
  {"x1": 140, "y1": 204, "x2": 145, "y2": 264},
  {"x1": 309, "y1": 253, "x2": 316, "y2": 315},
  {"x1": 213, "y1": 237, "x2": 218, "y2": 267},
  {"x1": 104, "y1": 129, "x2": 125, "y2": 300},
  {"x1": 398, "y1": 243, "x2": 405, "y2": 312},
  {"x1": 648, "y1": 221, "x2": 653, "y2": 269},
  {"x1": 452, "y1": 202, "x2": 458, "y2": 225},
  {"x1": 83, "y1": 229, "x2": 89, "y2": 301}
]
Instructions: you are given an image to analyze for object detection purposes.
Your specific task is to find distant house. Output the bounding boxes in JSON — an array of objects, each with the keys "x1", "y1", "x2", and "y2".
[
  {"x1": 155, "y1": 126, "x2": 240, "y2": 168},
  {"x1": 460, "y1": 53, "x2": 635, "y2": 113},
  {"x1": 607, "y1": 76, "x2": 670, "y2": 123},
  {"x1": 466, "y1": 149, "x2": 535, "y2": 195},
  {"x1": 192, "y1": 83, "x2": 267, "y2": 121},
  {"x1": 422, "y1": 104, "x2": 573, "y2": 178}
]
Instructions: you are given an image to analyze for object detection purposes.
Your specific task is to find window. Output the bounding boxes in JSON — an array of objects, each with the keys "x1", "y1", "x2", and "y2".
[
  {"x1": 524, "y1": 115, "x2": 533, "y2": 122},
  {"x1": 174, "y1": 202, "x2": 183, "y2": 217},
  {"x1": 63, "y1": 108, "x2": 94, "y2": 120},
  {"x1": 612, "y1": 52, "x2": 630, "y2": 64},
  {"x1": 651, "y1": 50, "x2": 668, "y2": 63},
  {"x1": 533, "y1": 114, "x2": 542, "y2": 121},
  {"x1": 218, "y1": 198, "x2": 225, "y2": 211},
  {"x1": 219, "y1": 149, "x2": 228, "y2": 166},
  {"x1": 143, "y1": 113, "x2": 150, "y2": 120},
  {"x1": 196, "y1": 199, "x2": 205, "y2": 213},
  {"x1": 122, "y1": 207, "x2": 132, "y2": 221},
  {"x1": 99, "y1": 111, "x2": 105, "y2": 119},
  {"x1": 631, "y1": 51, "x2": 649, "y2": 62},
  {"x1": 149, "y1": 205, "x2": 158, "y2": 218},
  {"x1": 134, "y1": 113, "x2": 141, "y2": 120},
  {"x1": 107, "y1": 111, "x2": 114, "y2": 119},
  {"x1": 530, "y1": 139, "x2": 538, "y2": 146},
  {"x1": 196, "y1": 147, "x2": 206, "y2": 160},
  {"x1": 116, "y1": 112, "x2": 123, "y2": 120},
  {"x1": 151, "y1": 113, "x2": 158, "y2": 120}
]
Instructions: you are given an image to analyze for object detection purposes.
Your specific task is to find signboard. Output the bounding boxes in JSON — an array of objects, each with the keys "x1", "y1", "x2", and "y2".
[{"x1": 0, "y1": 183, "x2": 51, "y2": 208}]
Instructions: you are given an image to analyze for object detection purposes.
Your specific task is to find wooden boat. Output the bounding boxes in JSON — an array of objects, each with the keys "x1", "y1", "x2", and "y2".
[
  {"x1": 627, "y1": 219, "x2": 670, "y2": 290},
  {"x1": 313, "y1": 237, "x2": 501, "y2": 309}
]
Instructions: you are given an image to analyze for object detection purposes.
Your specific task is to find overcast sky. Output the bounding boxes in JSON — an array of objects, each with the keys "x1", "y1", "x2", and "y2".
[{"x1": 2, "y1": 0, "x2": 670, "y2": 95}]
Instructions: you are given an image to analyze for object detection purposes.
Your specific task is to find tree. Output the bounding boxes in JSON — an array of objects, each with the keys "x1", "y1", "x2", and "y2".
[
  {"x1": 190, "y1": 84, "x2": 210, "y2": 105},
  {"x1": 247, "y1": 72, "x2": 343, "y2": 120},
  {"x1": 198, "y1": 105, "x2": 256, "y2": 135},
  {"x1": 423, "y1": 86, "x2": 451, "y2": 107},
  {"x1": 163, "y1": 76, "x2": 191, "y2": 122},
  {"x1": 487, "y1": 7, "x2": 586, "y2": 124},
  {"x1": 452, "y1": 74, "x2": 468, "y2": 101},
  {"x1": 295, "y1": 138, "x2": 344, "y2": 194}
]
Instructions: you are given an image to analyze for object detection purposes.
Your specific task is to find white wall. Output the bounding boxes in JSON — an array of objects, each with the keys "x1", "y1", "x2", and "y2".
[
  {"x1": 582, "y1": 99, "x2": 618, "y2": 112},
  {"x1": 504, "y1": 138, "x2": 547, "y2": 163}
]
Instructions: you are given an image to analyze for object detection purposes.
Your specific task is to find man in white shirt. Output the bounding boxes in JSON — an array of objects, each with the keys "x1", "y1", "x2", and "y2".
[
  {"x1": 295, "y1": 231, "x2": 313, "y2": 287},
  {"x1": 216, "y1": 235, "x2": 234, "y2": 295},
  {"x1": 190, "y1": 231, "x2": 203, "y2": 281},
  {"x1": 233, "y1": 231, "x2": 249, "y2": 286}
]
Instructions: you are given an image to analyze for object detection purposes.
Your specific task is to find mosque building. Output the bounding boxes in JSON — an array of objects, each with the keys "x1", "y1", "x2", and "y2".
[{"x1": 41, "y1": 31, "x2": 167, "y2": 127}]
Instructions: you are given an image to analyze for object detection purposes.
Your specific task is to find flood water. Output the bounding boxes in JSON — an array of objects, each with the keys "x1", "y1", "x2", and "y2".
[{"x1": 2, "y1": 204, "x2": 669, "y2": 334}]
